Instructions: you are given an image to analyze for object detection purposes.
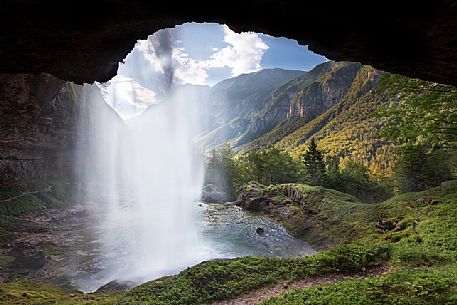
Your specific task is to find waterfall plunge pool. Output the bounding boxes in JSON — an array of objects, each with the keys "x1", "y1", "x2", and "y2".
[{"x1": 67, "y1": 200, "x2": 315, "y2": 292}]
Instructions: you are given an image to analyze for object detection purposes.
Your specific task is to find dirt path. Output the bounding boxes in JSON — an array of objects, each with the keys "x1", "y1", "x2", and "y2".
[{"x1": 212, "y1": 265, "x2": 392, "y2": 305}]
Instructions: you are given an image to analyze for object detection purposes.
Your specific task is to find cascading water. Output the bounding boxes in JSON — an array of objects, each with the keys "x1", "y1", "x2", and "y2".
[
  {"x1": 75, "y1": 28, "x2": 212, "y2": 291},
  {"x1": 74, "y1": 24, "x2": 315, "y2": 293}
]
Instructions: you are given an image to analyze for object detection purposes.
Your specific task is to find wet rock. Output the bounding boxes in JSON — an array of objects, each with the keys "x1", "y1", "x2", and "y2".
[
  {"x1": 416, "y1": 196, "x2": 440, "y2": 206},
  {"x1": 245, "y1": 197, "x2": 271, "y2": 211},
  {"x1": 202, "y1": 184, "x2": 230, "y2": 203},
  {"x1": 256, "y1": 227, "x2": 265, "y2": 236},
  {"x1": 8, "y1": 242, "x2": 45, "y2": 270},
  {"x1": 95, "y1": 280, "x2": 136, "y2": 293},
  {"x1": 429, "y1": 199, "x2": 440, "y2": 205},
  {"x1": 375, "y1": 219, "x2": 403, "y2": 232},
  {"x1": 375, "y1": 220, "x2": 395, "y2": 231}
]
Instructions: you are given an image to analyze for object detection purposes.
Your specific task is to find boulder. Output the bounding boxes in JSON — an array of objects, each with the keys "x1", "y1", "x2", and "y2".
[
  {"x1": 201, "y1": 184, "x2": 230, "y2": 203},
  {"x1": 95, "y1": 280, "x2": 136, "y2": 293},
  {"x1": 8, "y1": 242, "x2": 45, "y2": 270},
  {"x1": 256, "y1": 227, "x2": 265, "y2": 236}
]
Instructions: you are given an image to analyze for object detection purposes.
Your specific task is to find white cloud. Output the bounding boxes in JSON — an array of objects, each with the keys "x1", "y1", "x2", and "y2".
[
  {"x1": 134, "y1": 40, "x2": 164, "y2": 74},
  {"x1": 172, "y1": 47, "x2": 209, "y2": 85},
  {"x1": 103, "y1": 24, "x2": 271, "y2": 119},
  {"x1": 206, "y1": 25, "x2": 269, "y2": 77},
  {"x1": 134, "y1": 25, "x2": 269, "y2": 85},
  {"x1": 98, "y1": 75, "x2": 158, "y2": 119}
]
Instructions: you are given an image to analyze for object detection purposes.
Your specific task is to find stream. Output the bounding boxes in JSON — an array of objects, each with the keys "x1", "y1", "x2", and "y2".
[
  {"x1": 200, "y1": 202, "x2": 315, "y2": 258},
  {"x1": 67, "y1": 201, "x2": 315, "y2": 292}
]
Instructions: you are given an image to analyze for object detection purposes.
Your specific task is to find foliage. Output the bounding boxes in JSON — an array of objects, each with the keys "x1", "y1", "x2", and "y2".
[
  {"x1": 205, "y1": 145, "x2": 305, "y2": 196},
  {"x1": 238, "y1": 181, "x2": 370, "y2": 246},
  {"x1": 394, "y1": 145, "x2": 454, "y2": 193},
  {"x1": 325, "y1": 159, "x2": 393, "y2": 203},
  {"x1": 262, "y1": 264, "x2": 457, "y2": 305},
  {"x1": 3, "y1": 179, "x2": 457, "y2": 304},
  {"x1": 204, "y1": 144, "x2": 237, "y2": 199},
  {"x1": 119, "y1": 180, "x2": 457, "y2": 304},
  {"x1": 0, "y1": 280, "x2": 120, "y2": 305},
  {"x1": 233, "y1": 148, "x2": 304, "y2": 190},
  {"x1": 246, "y1": 66, "x2": 398, "y2": 179},
  {"x1": 378, "y1": 72, "x2": 457, "y2": 148},
  {"x1": 118, "y1": 243, "x2": 390, "y2": 305},
  {"x1": 302, "y1": 138, "x2": 327, "y2": 185},
  {"x1": 0, "y1": 179, "x2": 76, "y2": 236}
]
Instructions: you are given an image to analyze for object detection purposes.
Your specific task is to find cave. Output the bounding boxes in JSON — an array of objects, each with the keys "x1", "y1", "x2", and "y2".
[
  {"x1": 0, "y1": 0, "x2": 456, "y2": 86},
  {"x1": 0, "y1": 1, "x2": 457, "y2": 303}
]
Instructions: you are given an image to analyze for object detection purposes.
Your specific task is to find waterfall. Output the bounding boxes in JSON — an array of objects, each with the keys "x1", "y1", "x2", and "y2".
[{"x1": 75, "y1": 28, "x2": 211, "y2": 291}]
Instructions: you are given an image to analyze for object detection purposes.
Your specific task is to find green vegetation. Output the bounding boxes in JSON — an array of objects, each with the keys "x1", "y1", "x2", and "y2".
[
  {"x1": 117, "y1": 180, "x2": 457, "y2": 304},
  {"x1": 206, "y1": 140, "x2": 391, "y2": 203},
  {"x1": 302, "y1": 138, "x2": 326, "y2": 185},
  {"x1": 378, "y1": 72, "x2": 457, "y2": 148},
  {"x1": 244, "y1": 65, "x2": 398, "y2": 179},
  {"x1": 1, "y1": 179, "x2": 455, "y2": 305},
  {"x1": 233, "y1": 148, "x2": 304, "y2": 190},
  {"x1": 0, "y1": 179, "x2": 76, "y2": 241},
  {"x1": 0, "y1": 179, "x2": 75, "y2": 216},
  {"x1": 262, "y1": 264, "x2": 457, "y2": 305},
  {"x1": 118, "y1": 243, "x2": 390, "y2": 305},
  {"x1": 205, "y1": 146, "x2": 304, "y2": 199},
  {"x1": 198, "y1": 65, "x2": 457, "y2": 304},
  {"x1": 0, "y1": 280, "x2": 120, "y2": 305},
  {"x1": 393, "y1": 145, "x2": 454, "y2": 193},
  {"x1": 326, "y1": 159, "x2": 392, "y2": 203},
  {"x1": 2, "y1": 64, "x2": 457, "y2": 304},
  {"x1": 205, "y1": 144, "x2": 237, "y2": 199}
]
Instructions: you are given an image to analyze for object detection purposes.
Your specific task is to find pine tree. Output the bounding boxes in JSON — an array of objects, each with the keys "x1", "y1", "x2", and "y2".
[{"x1": 303, "y1": 138, "x2": 327, "y2": 185}]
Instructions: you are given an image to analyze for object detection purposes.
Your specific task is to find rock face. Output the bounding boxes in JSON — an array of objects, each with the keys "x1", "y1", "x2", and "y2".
[
  {"x1": 95, "y1": 280, "x2": 136, "y2": 293},
  {"x1": 201, "y1": 184, "x2": 230, "y2": 203},
  {"x1": 0, "y1": 74, "x2": 82, "y2": 186},
  {"x1": 287, "y1": 62, "x2": 362, "y2": 118},
  {"x1": 235, "y1": 182, "x2": 329, "y2": 248},
  {"x1": 7, "y1": 242, "x2": 45, "y2": 270},
  {"x1": 197, "y1": 69, "x2": 305, "y2": 149},
  {"x1": 240, "y1": 62, "x2": 363, "y2": 147},
  {"x1": 0, "y1": 1, "x2": 456, "y2": 87},
  {"x1": 198, "y1": 62, "x2": 363, "y2": 150}
]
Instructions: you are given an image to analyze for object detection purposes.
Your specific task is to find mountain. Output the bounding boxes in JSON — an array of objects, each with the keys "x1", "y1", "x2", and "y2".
[
  {"x1": 237, "y1": 61, "x2": 363, "y2": 147},
  {"x1": 198, "y1": 62, "x2": 368, "y2": 150},
  {"x1": 197, "y1": 68, "x2": 305, "y2": 148},
  {"x1": 244, "y1": 65, "x2": 397, "y2": 176},
  {"x1": 197, "y1": 61, "x2": 455, "y2": 177}
]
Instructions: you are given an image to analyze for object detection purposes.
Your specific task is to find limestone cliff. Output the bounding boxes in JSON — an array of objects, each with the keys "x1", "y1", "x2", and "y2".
[{"x1": 0, "y1": 74, "x2": 82, "y2": 186}]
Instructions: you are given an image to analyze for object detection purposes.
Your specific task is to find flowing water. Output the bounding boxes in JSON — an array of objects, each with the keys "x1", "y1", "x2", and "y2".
[
  {"x1": 200, "y1": 203, "x2": 315, "y2": 258},
  {"x1": 74, "y1": 27, "x2": 314, "y2": 292}
]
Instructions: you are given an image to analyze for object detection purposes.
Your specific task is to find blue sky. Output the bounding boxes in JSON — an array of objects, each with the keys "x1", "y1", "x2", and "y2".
[
  {"x1": 170, "y1": 23, "x2": 327, "y2": 85},
  {"x1": 105, "y1": 23, "x2": 327, "y2": 119},
  {"x1": 122, "y1": 22, "x2": 327, "y2": 87}
]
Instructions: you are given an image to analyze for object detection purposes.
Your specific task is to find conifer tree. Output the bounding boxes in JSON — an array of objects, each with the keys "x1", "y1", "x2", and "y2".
[{"x1": 303, "y1": 138, "x2": 326, "y2": 185}]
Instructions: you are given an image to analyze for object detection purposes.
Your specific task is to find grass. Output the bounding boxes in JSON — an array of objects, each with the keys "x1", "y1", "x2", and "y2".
[
  {"x1": 1, "y1": 179, "x2": 456, "y2": 304},
  {"x1": 0, "y1": 280, "x2": 120, "y2": 305},
  {"x1": 262, "y1": 264, "x2": 457, "y2": 305},
  {"x1": 118, "y1": 243, "x2": 390, "y2": 305},
  {"x1": 240, "y1": 182, "x2": 375, "y2": 247},
  {"x1": 0, "y1": 178, "x2": 76, "y2": 230},
  {"x1": 118, "y1": 179, "x2": 457, "y2": 304}
]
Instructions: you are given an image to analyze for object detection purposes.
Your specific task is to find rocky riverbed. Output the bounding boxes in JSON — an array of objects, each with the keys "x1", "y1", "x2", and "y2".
[
  {"x1": 0, "y1": 203, "x2": 98, "y2": 286},
  {"x1": 0, "y1": 197, "x2": 315, "y2": 292}
]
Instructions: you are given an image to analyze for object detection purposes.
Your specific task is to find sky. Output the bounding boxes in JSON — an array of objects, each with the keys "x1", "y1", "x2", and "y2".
[
  {"x1": 101, "y1": 22, "x2": 328, "y2": 119},
  {"x1": 170, "y1": 22, "x2": 327, "y2": 86}
]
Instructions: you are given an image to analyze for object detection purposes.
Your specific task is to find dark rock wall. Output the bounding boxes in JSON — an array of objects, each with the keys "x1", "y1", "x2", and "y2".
[
  {"x1": 0, "y1": 1, "x2": 456, "y2": 86},
  {"x1": 0, "y1": 74, "x2": 82, "y2": 186}
]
